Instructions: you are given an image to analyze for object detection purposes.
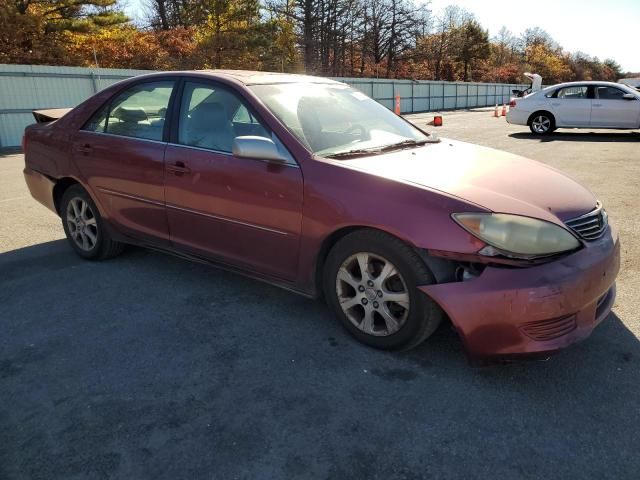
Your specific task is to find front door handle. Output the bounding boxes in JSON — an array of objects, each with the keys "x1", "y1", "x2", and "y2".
[
  {"x1": 593, "y1": 103, "x2": 603, "y2": 107},
  {"x1": 166, "y1": 161, "x2": 191, "y2": 175},
  {"x1": 77, "y1": 143, "x2": 92, "y2": 154}
]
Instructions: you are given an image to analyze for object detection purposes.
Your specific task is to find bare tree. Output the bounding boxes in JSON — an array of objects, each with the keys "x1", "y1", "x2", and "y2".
[{"x1": 266, "y1": 0, "x2": 426, "y2": 76}]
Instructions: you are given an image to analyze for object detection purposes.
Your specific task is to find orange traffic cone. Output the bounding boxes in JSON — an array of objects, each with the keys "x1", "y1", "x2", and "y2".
[
  {"x1": 395, "y1": 94, "x2": 401, "y2": 115},
  {"x1": 501, "y1": 104, "x2": 507, "y2": 116},
  {"x1": 494, "y1": 105, "x2": 499, "y2": 117}
]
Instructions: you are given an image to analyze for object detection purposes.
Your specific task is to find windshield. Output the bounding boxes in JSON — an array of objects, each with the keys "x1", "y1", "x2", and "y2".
[{"x1": 249, "y1": 83, "x2": 431, "y2": 157}]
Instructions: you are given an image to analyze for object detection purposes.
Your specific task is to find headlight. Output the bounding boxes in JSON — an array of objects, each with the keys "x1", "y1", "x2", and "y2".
[{"x1": 452, "y1": 213, "x2": 580, "y2": 258}]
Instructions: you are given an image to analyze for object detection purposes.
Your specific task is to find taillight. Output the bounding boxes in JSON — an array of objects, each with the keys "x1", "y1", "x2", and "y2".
[{"x1": 509, "y1": 99, "x2": 517, "y2": 108}]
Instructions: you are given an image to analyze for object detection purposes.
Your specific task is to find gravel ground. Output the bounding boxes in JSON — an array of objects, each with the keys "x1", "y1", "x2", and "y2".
[{"x1": 1, "y1": 111, "x2": 639, "y2": 479}]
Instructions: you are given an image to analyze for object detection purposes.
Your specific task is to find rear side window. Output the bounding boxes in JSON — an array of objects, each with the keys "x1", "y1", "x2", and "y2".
[
  {"x1": 596, "y1": 86, "x2": 626, "y2": 100},
  {"x1": 84, "y1": 104, "x2": 108, "y2": 133},
  {"x1": 83, "y1": 81, "x2": 174, "y2": 141},
  {"x1": 556, "y1": 86, "x2": 588, "y2": 99}
]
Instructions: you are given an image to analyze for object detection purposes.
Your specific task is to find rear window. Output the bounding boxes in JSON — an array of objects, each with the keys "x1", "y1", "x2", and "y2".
[{"x1": 556, "y1": 86, "x2": 588, "y2": 99}]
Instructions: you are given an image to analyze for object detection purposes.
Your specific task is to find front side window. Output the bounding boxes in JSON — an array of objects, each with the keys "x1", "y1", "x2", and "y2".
[
  {"x1": 178, "y1": 82, "x2": 271, "y2": 153},
  {"x1": 233, "y1": 104, "x2": 256, "y2": 124},
  {"x1": 596, "y1": 86, "x2": 626, "y2": 100},
  {"x1": 556, "y1": 86, "x2": 588, "y2": 99},
  {"x1": 249, "y1": 83, "x2": 430, "y2": 157},
  {"x1": 83, "y1": 81, "x2": 174, "y2": 141}
]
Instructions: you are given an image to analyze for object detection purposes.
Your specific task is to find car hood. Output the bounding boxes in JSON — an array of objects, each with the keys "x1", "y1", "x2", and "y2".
[{"x1": 338, "y1": 139, "x2": 597, "y2": 224}]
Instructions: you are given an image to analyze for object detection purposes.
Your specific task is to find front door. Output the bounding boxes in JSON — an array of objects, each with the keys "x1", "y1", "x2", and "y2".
[
  {"x1": 72, "y1": 80, "x2": 176, "y2": 243},
  {"x1": 591, "y1": 85, "x2": 640, "y2": 128},
  {"x1": 163, "y1": 80, "x2": 304, "y2": 281}
]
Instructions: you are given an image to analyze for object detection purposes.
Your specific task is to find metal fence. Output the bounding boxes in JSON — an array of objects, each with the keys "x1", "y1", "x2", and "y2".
[
  {"x1": 0, "y1": 64, "x2": 527, "y2": 148},
  {"x1": 334, "y1": 78, "x2": 527, "y2": 113}
]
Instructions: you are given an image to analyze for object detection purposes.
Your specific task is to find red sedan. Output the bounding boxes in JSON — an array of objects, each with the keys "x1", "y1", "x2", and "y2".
[{"x1": 23, "y1": 71, "x2": 620, "y2": 359}]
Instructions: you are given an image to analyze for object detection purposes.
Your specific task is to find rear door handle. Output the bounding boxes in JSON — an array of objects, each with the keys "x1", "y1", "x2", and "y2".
[
  {"x1": 77, "y1": 144, "x2": 92, "y2": 154},
  {"x1": 593, "y1": 103, "x2": 603, "y2": 107},
  {"x1": 166, "y1": 161, "x2": 191, "y2": 175}
]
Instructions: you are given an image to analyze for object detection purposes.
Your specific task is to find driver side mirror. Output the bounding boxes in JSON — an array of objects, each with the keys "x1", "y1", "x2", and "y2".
[
  {"x1": 232, "y1": 136, "x2": 289, "y2": 163},
  {"x1": 622, "y1": 93, "x2": 637, "y2": 100}
]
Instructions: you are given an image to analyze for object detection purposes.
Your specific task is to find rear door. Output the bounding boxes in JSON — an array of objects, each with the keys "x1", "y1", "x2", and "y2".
[
  {"x1": 591, "y1": 85, "x2": 640, "y2": 128},
  {"x1": 551, "y1": 85, "x2": 592, "y2": 126},
  {"x1": 163, "y1": 80, "x2": 304, "y2": 281},
  {"x1": 72, "y1": 80, "x2": 176, "y2": 244}
]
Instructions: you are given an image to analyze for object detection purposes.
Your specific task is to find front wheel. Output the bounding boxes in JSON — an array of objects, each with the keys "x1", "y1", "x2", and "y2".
[
  {"x1": 60, "y1": 185, "x2": 124, "y2": 260},
  {"x1": 323, "y1": 230, "x2": 443, "y2": 351},
  {"x1": 529, "y1": 113, "x2": 555, "y2": 135}
]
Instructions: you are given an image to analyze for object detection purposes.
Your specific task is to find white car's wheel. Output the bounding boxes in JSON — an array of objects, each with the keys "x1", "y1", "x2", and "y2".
[{"x1": 529, "y1": 112, "x2": 555, "y2": 135}]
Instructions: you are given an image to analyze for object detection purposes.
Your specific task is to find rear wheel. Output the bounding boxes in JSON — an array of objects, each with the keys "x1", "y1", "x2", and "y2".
[
  {"x1": 529, "y1": 112, "x2": 555, "y2": 135},
  {"x1": 60, "y1": 185, "x2": 124, "y2": 260},
  {"x1": 323, "y1": 230, "x2": 443, "y2": 350}
]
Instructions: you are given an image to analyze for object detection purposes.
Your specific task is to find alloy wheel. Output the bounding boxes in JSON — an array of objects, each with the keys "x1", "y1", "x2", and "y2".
[
  {"x1": 531, "y1": 115, "x2": 551, "y2": 133},
  {"x1": 335, "y1": 252, "x2": 410, "y2": 336},
  {"x1": 66, "y1": 197, "x2": 98, "y2": 251}
]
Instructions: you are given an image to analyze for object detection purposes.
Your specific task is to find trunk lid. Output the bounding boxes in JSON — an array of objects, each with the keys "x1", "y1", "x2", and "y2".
[{"x1": 32, "y1": 108, "x2": 72, "y2": 123}]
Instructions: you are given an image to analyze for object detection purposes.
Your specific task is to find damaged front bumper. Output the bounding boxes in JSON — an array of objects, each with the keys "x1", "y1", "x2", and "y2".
[{"x1": 420, "y1": 227, "x2": 620, "y2": 359}]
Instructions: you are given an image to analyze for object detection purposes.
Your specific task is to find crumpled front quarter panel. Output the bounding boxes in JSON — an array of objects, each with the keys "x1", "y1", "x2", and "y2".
[{"x1": 420, "y1": 229, "x2": 621, "y2": 357}]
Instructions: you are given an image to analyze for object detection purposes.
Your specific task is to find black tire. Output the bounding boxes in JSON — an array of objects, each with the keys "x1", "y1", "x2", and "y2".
[
  {"x1": 60, "y1": 184, "x2": 124, "y2": 260},
  {"x1": 528, "y1": 112, "x2": 555, "y2": 135},
  {"x1": 323, "y1": 229, "x2": 443, "y2": 351}
]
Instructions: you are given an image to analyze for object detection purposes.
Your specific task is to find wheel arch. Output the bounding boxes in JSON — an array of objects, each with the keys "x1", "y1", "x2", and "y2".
[
  {"x1": 312, "y1": 225, "x2": 454, "y2": 299},
  {"x1": 314, "y1": 225, "x2": 369, "y2": 298},
  {"x1": 527, "y1": 110, "x2": 556, "y2": 126},
  {"x1": 52, "y1": 177, "x2": 81, "y2": 215}
]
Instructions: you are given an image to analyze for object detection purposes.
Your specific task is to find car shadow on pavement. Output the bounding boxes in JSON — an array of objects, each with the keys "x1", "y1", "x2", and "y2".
[
  {"x1": 2, "y1": 240, "x2": 640, "y2": 478},
  {"x1": 509, "y1": 131, "x2": 640, "y2": 142}
]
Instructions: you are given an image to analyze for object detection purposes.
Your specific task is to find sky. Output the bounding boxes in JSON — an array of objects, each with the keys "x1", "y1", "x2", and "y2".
[
  {"x1": 428, "y1": 0, "x2": 640, "y2": 73},
  {"x1": 123, "y1": 0, "x2": 640, "y2": 74}
]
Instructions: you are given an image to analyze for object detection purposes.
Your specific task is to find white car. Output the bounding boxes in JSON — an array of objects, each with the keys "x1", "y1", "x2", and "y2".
[{"x1": 507, "y1": 81, "x2": 640, "y2": 135}]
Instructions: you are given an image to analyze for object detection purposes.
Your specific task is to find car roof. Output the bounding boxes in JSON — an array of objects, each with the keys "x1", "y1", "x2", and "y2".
[
  {"x1": 205, "y1": 70, "x2": 343, "y2": 85},
  {"x1": 128, "y1": 70, "x2": 344, "y2": 86},
  {"x1": 542, "y1": 80, "x2": 631, "y2": 91}
]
